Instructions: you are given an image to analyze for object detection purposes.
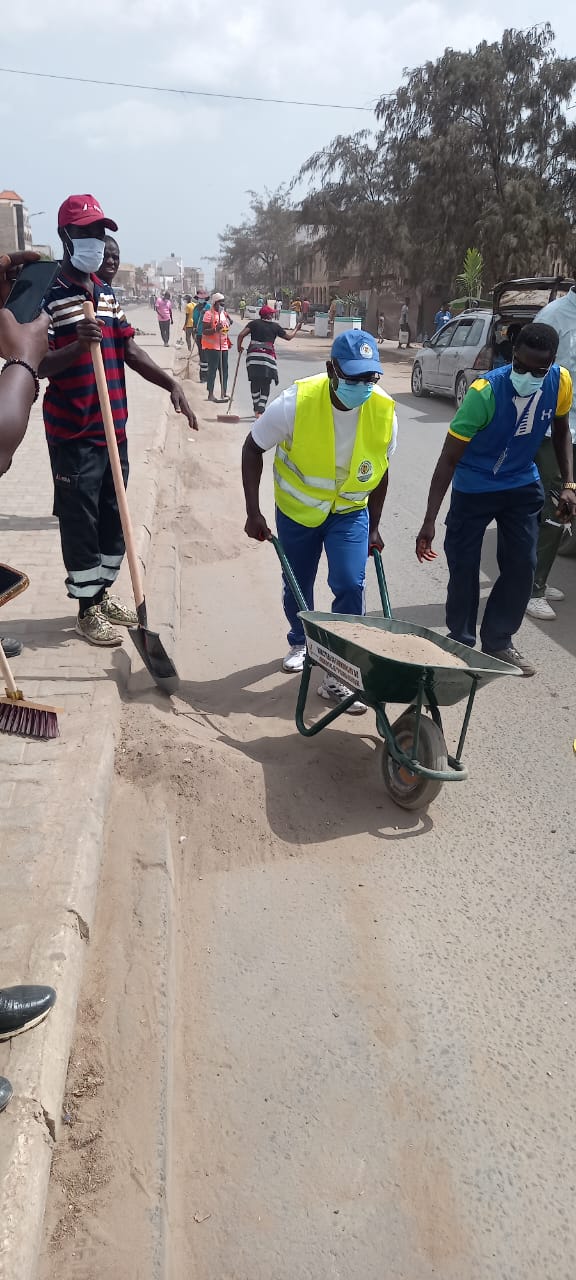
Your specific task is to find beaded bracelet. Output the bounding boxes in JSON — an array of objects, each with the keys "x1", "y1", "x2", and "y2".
[{"x1": 1, "y1": 357, "x2": 40, "y2": 403}]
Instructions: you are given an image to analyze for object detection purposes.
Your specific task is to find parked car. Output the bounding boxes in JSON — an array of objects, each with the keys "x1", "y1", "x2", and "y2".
[{"x1": 411, "y1": 277, "x2": 575, "y2": 408}]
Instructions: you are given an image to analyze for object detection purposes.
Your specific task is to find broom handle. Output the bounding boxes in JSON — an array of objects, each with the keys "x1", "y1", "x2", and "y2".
[
  {"x1": 227, "y1": 350, "x2": 242, "y2": 412},
  {"x1": 0, "y1": 640, "x2": 19, "y2": 696},
  {"x1": 83, "y1": 301, "x2": 146, "y2": 616}
]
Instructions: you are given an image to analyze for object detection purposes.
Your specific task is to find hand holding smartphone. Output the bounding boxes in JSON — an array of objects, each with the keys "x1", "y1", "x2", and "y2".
[{"x1": 4, "y1": 260, "x2": 60, "y2": 324}]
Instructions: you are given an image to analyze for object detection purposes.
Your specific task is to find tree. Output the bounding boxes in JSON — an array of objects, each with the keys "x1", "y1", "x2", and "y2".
[
  {"x1": 456, "y1": 248, "x2": 484, "y2": 299},
  {"x1": 295, "y1": 26, "x2": 576, "y2": 299},
  {"x1": 218, "y1": 187, "x2": 299, "y2": 295},
  {"x1": 374, "y1": 24, "x2": 576, "y2": 283}
]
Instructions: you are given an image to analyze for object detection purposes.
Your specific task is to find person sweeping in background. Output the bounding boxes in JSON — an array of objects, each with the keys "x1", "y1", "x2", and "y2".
[
  {"x1": 237, "y1": 304, "x2": 303, "y2": 417},
  {"x1": 202, "y1": 292, "x2": 232, "y2": 403}
]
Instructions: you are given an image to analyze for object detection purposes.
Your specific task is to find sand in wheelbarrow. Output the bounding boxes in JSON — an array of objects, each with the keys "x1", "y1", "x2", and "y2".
[{"x1": 323, "y1": 621, "x2": 468, "y2": 669}]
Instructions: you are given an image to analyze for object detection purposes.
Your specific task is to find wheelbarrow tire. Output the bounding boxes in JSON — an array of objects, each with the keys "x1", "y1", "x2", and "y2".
[{"x1": 381, "y1": 710, "x2": 447, "y2": 810}]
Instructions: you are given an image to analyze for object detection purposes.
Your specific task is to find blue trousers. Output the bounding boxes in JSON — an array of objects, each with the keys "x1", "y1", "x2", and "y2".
[
  {"x1": 276, "y1": 507, "x2": 369, "y2": 646},
  {"x1": 444, "y1": 482, "x2": 543, "y2": 651}
]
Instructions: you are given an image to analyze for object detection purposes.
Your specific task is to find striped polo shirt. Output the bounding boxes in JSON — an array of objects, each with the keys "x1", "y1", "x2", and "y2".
[{"x1": 43, "y1": 272, "x2": 135, "y2": 445}]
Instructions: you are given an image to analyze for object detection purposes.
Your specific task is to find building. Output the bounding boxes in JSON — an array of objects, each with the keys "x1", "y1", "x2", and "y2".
[
  {"x1": 183, "y1": 266, "x2": 205, "y2": 295},
  {"x1": 214, "y1": 266, "x2": 235, "y2": 295},
  {"x1": 0, "y1": 190, "x2": 33, "y2": 254},
  {"x1": 115, "y1": 263, "x2": 136, "y2": 292}
]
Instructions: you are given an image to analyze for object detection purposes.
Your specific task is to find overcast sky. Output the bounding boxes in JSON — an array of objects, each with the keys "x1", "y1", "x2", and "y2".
[{"x1": 2, "y1": 2, "x2": 575, "y2": 283}]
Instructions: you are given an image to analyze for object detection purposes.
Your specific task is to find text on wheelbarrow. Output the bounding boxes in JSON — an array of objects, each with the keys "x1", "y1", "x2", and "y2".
[{"x1": 307, "y1": 640, "x2": 363, "y2": 690}]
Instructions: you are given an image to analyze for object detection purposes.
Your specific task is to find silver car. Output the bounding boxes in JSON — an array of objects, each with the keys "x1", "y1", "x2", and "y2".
[
  {"x1": 411, "y1": 310, "x2": 491, "y2": 408},
  {"x1": 411, "y1": 277, "x2": 576, "y2": 409}
]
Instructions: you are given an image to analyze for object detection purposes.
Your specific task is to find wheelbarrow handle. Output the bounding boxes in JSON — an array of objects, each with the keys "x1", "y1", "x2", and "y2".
[
  {"x1": 370, "y1": 547, "x2": 393, "y2": 619},
  {"x1": 269, "y1": 535, "x2": 309, "y2": 613}
]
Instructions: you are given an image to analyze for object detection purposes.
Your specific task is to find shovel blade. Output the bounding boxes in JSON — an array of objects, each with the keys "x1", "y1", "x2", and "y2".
[{"x1": 128, "y1": 624, "x2": 180, "y2": 694}]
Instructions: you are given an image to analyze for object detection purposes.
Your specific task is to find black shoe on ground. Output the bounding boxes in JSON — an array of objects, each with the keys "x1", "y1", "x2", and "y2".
[
  {"x1": 482, "y1": 645, "x2": 535, "y2": 677},
  {"x1": 0, "y1": 985, "x2": 57, "y2": 1041},
  {"x1": 1, "y1": 637, "x2": 23, "y2": 658},
  {"x1": 0, "y1": 1077, "x2": 13, "y2": 1113}
]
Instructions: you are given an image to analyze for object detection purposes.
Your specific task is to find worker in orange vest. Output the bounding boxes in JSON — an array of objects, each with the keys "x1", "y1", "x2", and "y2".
[{"x1": 201, "y1": 292, "x2": 232, "y2": 402}]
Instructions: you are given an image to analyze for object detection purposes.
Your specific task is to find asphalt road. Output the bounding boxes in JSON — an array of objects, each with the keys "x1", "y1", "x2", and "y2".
[{"x1": 43, "y1": 315, "x2": 576, "y2": 1279}]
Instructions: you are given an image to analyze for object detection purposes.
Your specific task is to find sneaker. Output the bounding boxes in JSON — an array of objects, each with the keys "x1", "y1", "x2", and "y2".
[
  {"x1": 546, "y1": 586, "x2": 565, "y2": 602},
  {"x1": 317, "y1": 674, "x2": 367, "y2": 714},
  {"x1": 100, "y1": 591, "x2": 138, "y2": 627},
  {"x1": 282, "y1": 644, "x2": 306, "y2": 673},
  {"x1": 526, "y1": 597, "x2": 556, "y2": 621},
  {"x1": 75, "y1": 604, "x2": 122, "y2": 647},
  {"x1": 481, "y1": 645, "x2": 535, "y2": 677},
  {"x1": 1, "y1": 637, "x2": 23, "y2": 658}
]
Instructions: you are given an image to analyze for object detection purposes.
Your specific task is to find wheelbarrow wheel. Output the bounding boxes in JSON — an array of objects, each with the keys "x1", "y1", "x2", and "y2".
[{"x1": 381, "y1": 710, "x2": 447, "y2": 810}]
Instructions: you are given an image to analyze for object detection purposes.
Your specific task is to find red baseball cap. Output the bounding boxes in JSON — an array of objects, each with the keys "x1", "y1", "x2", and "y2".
[{"x1": 57, "y1": 193, "x2": 118, "y2": 232}]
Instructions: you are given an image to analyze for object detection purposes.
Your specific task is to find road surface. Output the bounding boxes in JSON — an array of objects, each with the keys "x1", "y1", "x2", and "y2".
[{"x1": 41, "y1": 310, "x2": 576, "y2": 1280}]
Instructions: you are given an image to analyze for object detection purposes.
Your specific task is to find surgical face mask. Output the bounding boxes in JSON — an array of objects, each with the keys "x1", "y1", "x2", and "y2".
[
  {"x1": 66, "y1": 234, "x2": 105, "y2": 274},
  {"x1": 334, "y1": 378, "x2": 375, "y2": 409},
  {"x1": 510, "y1": 368, "x2": 546, "y2": 397}
]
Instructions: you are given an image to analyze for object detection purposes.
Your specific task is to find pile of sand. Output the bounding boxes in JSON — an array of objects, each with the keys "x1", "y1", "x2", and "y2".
[{"x1": 322, "y1": 621, "x2": 468, "y2": 669}]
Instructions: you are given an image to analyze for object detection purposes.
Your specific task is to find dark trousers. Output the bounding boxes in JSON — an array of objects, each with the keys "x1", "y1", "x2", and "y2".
[
  {"x1": 185, "y1": 328, "x2": 193, "y2": 351},
  {"x1": 49, "y1": 438, "x2": 128, "y2": 609},
  {"x1": 249, "y1": 377, "x2": 272, "y2": 415},
  {"x1": 158, "y1": 320, "x2": 171, "y2": 345},
  {"x1": 206, "y1": 348, "x2": 228, "y2": 396},
  {"x1": 444, "y1": 482, "x2": 543, "y2": 651},
  {"x1": 196, "y1": 335, "x2": 208, "y2": 382}
]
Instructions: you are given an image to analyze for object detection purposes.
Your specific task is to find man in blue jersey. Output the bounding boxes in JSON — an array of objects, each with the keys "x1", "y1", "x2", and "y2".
[{"x1": 416, "y1": 323, "x2": 576, "y2": 676}]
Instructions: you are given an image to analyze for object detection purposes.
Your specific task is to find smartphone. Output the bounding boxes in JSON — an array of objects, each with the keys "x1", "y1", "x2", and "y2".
[
  {"x1": 0, "y1": 564, "x2": 29, "y2": 610},
  {"x1": 4, "y1": 261, "x2": 61, "y2": 324}
]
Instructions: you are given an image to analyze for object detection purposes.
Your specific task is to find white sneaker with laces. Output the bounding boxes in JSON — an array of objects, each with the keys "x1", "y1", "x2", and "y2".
[
  {"x1": 317, "y1": 674, "x2": 367, "y2": 715},
  {"x1": 282, "y1": 644, "x2": 306, "y2": 673},
  {"x1": 545, "y1": 585, "x2": 565, "y2": 602},
  {"x1": 526, "y1": 596, "x2": 556, "y2": 621}
]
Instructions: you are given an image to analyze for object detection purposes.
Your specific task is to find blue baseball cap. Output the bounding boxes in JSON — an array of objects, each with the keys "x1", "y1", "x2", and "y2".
[{"x1": 331, "y1": 328, "x2": 382, "y2": 376}]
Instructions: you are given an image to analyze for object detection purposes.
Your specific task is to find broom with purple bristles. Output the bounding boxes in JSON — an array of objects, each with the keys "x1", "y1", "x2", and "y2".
[{"x1": 0, "y1": 643, "x2": 59, "y2": 740}]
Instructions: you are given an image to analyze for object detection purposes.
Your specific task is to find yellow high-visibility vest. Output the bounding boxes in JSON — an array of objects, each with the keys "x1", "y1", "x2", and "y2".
[{"x1": 273, "y1": 373, "x2": 395, "y2": 527}]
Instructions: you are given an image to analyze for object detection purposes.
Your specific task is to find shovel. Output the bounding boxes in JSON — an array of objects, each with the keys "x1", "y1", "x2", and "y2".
[{"x1": 83, "y1": 300, "x2": 179, "y2": 695}]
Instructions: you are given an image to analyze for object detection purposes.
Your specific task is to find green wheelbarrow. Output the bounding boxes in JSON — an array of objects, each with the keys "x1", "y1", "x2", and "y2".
[{"x1": 271, "y1": 535, "x2": 522, "y2": 811}]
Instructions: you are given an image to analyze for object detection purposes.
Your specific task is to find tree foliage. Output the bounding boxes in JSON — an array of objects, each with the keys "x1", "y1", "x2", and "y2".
[
  {"x1": 456, "y1": 248, "x2": 484, "y2": 298},
  {"x1": 218, "y1": 187, "x2": 299, "y2": 294},
  {"x1": 296, "y1": 25, "x2": 576, "y2": 292}
]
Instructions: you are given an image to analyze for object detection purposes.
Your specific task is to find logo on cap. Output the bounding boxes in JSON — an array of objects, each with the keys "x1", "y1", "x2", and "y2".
[
  {"x1": 359, "y1": 342, "x2": 373, "y2": 358},
  {"x1": 357, "y1": 460, "x2": 373, "y2": 482}
]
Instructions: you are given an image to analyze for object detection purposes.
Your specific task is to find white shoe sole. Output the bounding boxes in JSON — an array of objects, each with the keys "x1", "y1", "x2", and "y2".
[
  {"x1": 75, "y1": 621, "x2": 123, "y2": 647},
  {"x1": 526, "y1": 603, "x2": 556, "y2": 621},
  {"x1": 0, "y1": 1006, "x2": 53, "y2": 1042}
]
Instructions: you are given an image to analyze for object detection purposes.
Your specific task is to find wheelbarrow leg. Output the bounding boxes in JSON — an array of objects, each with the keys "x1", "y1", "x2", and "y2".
[{"x1": 295, "y1": 655, "x2": 360, "y2": 737}]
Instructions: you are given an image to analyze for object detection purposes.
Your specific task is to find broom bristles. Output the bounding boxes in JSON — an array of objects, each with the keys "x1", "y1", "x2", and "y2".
[{"x1": 0, "y1": 698, "x2": 59, "y2": 740}]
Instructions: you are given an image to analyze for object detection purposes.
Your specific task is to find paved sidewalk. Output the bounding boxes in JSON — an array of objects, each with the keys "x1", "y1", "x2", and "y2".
[{"x1": 0, "y1": 310, "x2": 184, "y2": 1280}]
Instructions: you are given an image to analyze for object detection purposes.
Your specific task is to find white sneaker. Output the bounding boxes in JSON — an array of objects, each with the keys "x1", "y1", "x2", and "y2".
[
  {"x1": 546, "y1": 585, "x2": 565, "y2": 602},
  {"x1": 317, "y1": 674, "x2": 367, "y2": 715},
  {"x1": 526, "y1": 596, "x2": 556, "y2": 621},
  {"x1": 282, "y1": 644, "x2": 306, "y2": 673}
]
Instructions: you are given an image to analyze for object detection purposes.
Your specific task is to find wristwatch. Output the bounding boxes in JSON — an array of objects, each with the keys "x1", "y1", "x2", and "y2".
[{"x1": 560, "y1": 481, "x2": 576, "y2": 490}]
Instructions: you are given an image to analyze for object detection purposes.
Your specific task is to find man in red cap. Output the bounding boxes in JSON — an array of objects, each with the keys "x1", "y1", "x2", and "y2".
[{"x1": 39, "y1": 194, "x2": 197, "y2": 647}]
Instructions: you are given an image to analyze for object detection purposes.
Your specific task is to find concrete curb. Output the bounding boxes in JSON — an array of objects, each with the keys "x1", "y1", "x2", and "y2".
[{"x1": 0, "y1": 371, "x2": 177, "y2": 1280}]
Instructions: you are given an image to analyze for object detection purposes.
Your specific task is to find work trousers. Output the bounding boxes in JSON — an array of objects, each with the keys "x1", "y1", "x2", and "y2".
[
  {"x1": 158, "y1": 319, "x2": 171, "y2": 345},
  {"x1": 250, "y1": 377, "x2": 272, "y2": 416},
  {"x1": 49, "y1": 437, "x2": 128, "y2": 609},
  {"x1": 196, "y1": 336, "x2": 208, "y2": 382},
  {"x1": 185, "y1": 328, "x2": 193, "y2": 351},
  {"x1": 205, "y1": 348, "x2": 228, "y2": 396},
  {"x1": 276, "y1": 506, "x2": 369, "y2": 647},
  {"x1": 444, "y1": 481, "x2": 543, "y2": 652},
  {"x1": 532, "y1": 437, "x2": 576, "y2": 596}
]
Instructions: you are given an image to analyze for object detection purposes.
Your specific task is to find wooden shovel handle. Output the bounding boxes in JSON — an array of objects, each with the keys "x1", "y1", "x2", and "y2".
[{"x1": 83, "y1": 300, "x2": 145, "y2": 613}]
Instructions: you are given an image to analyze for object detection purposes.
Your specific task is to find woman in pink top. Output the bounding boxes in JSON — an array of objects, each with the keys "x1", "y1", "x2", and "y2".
[{"x1": 155, "y1": 292, "x2": 173, "y2": 346}]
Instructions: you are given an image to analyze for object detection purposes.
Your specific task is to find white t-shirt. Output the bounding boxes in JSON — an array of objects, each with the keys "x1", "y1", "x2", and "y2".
[
  {"x1": 536, "y1": 289, "x2": 576, "y2": 443},
  {"x1": 251, "y1": 383, "x2": 398, "y2": 488}
]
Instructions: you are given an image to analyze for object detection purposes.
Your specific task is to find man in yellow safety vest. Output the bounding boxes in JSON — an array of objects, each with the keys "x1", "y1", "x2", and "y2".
[{"x1": 241, "y1": 329, "x2": 398, "y2": 712}]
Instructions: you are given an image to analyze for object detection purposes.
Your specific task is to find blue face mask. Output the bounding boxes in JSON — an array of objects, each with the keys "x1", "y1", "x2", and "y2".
[
  {"x1": 510, "y1": 369, "x2": 546, "y2": 397},
  {"x1": 334, "y1": 378, "x2": 375, "y2": 409}
]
